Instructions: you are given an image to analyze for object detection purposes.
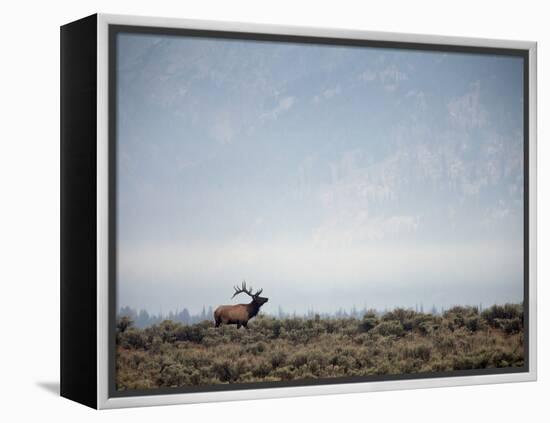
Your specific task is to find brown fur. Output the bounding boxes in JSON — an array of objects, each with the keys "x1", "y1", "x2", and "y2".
[{"x1": 214, "y1": 297, "x2": 268, "y2": 329}]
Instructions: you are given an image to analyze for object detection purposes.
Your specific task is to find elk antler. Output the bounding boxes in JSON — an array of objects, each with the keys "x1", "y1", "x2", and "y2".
[
  {"x1": 254, "y1": 288, "x2": 263, "y2": 297},
  {"x1": 232, "y1": 280, "x2": 254, "y2": 299}
]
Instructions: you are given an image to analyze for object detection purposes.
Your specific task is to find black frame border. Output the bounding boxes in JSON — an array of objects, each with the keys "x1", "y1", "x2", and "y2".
[
  {"x1": 107, "y1": 23, "x2": 530, "y2": 399},
  {"x1": 60, "y1": 14, "x2": 98, "y2": 409}
]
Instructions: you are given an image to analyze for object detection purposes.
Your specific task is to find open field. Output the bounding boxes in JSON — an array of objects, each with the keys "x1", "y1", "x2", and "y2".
[{"x1": 116, "y1": 304, "x2": 524, "y2": 390}]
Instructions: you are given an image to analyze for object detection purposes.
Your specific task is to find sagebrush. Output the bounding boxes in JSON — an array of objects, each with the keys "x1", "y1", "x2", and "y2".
[{"x1": 116, "y1": 304, "x2": 524, "y2": 390}]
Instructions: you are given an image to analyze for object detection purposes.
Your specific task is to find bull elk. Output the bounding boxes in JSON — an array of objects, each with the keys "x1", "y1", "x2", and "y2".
[{"x1": 214, "y1": 281, "x2": 268, "y2": 329}]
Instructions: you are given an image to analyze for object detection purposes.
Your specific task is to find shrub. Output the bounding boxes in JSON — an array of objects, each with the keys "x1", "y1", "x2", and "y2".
[
  {"x1": 382, "y1": 308, "x2": 416, "y2": 324},
  {"x1": 269, "y1": 349, "x2": 288, "y2": 369},
  {"x1": 116, "y1": 315, "x2": 133, "y2": 333},
  {"x1": 373, "y1": 321, "x2": 405, "y2": 337},
  {"x1": 119, "y1": 328, "x2": 147, "y2": 349},
  {"x1": 272, "y1": 320, "x2": 282, "y2": 338},
  {"x1": 359, "y1": 314, "x2": 379, "y2": 333},
  {"x1": 291, "y1": 351, "x2": 309, "y2": 368},
  {"x1": 482, "y1": 304, "x2": 523, "y2": 326},
  {"x1": 494, "y1": 317, "x2": 523, "y2": 334},
  {"x1": 272, "y1": 366, "x2": 294, "y2": 381},
  {"x1": 115, "y1": 303, "x2": 524, "y2": 389},
  {"x1": 175, "y1": 323, "x2": 206, "y2": 343},
  {"x1": 252, "y1": 360, "x2": 272, "y2": 378},
  {"x1": 402, "y1": 343, "x2": 432, "y2": 361},
  {"x1": 465, "y1": 316, "x2": 486, "y2": 332},
  {"x1": 212, "y1": 359, "x2": 241, "y2": 382}
]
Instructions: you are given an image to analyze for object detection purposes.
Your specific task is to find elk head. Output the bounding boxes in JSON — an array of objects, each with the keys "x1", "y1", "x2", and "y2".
[{"x1": 231, "y1": 281, "x2": 269, "y2": 307}]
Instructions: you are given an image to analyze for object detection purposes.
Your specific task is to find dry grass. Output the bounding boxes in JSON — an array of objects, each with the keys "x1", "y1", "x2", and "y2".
[{"x1": 116, "y1": 304, "x2": 524, "y2": 390}]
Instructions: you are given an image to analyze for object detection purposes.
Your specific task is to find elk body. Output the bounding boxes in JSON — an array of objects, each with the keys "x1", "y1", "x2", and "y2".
[{"x1": 214, "y1": 281, "x2": 268, "y2": 329}]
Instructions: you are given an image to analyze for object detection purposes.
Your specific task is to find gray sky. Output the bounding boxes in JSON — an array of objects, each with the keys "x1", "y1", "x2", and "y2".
[{"x1": 116, "y1": 32, "x2": 524, "y2": 315}]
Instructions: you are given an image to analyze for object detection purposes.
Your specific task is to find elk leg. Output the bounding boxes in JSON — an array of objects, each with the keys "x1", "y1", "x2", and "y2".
[
  {"x1": 237, "y1": 323, "x2": 241, "y2": 329},
  {"x1": 243, "y1": 321, "x2": 249, "y2": 330}
]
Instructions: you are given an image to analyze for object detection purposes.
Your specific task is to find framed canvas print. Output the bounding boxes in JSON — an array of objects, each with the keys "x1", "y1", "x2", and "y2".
[{"x1": 60, "y1": 13, "x2": 537, "y2": 409}]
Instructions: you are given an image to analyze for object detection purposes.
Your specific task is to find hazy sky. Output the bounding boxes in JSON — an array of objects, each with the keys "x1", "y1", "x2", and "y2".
[{"x1": 116, "y1": 32, "x2": 524, "y2": 315}]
